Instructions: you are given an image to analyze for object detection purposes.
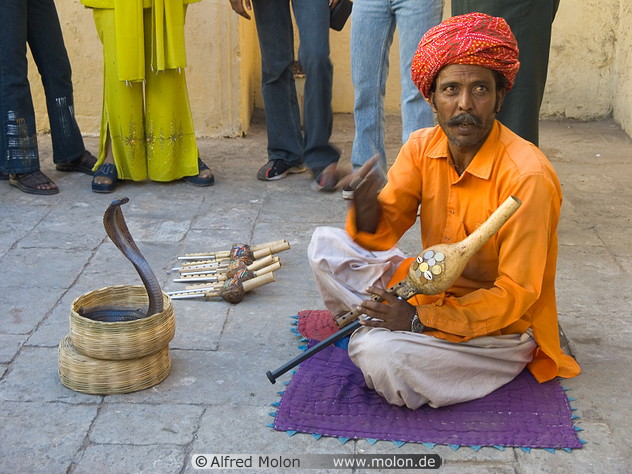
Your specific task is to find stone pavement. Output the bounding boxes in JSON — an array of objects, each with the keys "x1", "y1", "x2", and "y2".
[{"x1": 1, "y1": 112, "x2": 631, "y2": 473}]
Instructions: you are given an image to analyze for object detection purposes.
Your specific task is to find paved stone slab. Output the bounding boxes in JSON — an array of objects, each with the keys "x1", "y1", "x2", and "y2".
[
  {"x1": 0, "y1": 289, "x2": 62, "y2": 336},
  {"x1": 0, "y1": 334, "x2": 27, "y2": 364},
  {"x1": 1, "y1": 247, "x2": 92, "y2": 290},
  {"x1": 16, "y1": 203, "x2": 104, "y2": 251},
  {"x1": 191, "y1": 404, "x2": 356, "y2": 455},
  {"x1": 425, "y1": 465, "x2": 516, "y2": 474},
  {"x1": 0, "y1": 401, "x2": 97, "y2": 473},
  {"x1": 105, "y1": 348, "x2": 278, "y2": 406},
  {"x1": 74, "y1": 444, "x2": 187, "y2": 474},
  {"x1": 0, "y1": 203, "x2": 49, "y2": 255},
  {"x1": 168, "y1": 299, "x2": 227, "y2": 352},
  {"x1": 0, "y1": 346, "x2": 97, "y2": 404},
  {"x1": 514, "y1": 422, "x2": 628, "y2": 472},
  {"x1": 89, "y1": 403, "x2": 204, "y2": 445}
]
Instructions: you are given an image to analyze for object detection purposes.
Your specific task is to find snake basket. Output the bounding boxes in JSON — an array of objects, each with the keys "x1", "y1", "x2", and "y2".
[
  {"x1": 58, "y1": 334, "x2": 171, "y2": 395},
  {"x1": 69, "y1": 285, "x2": 175, "y2": 360}
]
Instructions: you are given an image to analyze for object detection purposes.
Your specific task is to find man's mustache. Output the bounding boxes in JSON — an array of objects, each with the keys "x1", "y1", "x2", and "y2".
[{"x1": 447, "y1": 113, "x2": 482, "y2": 127}]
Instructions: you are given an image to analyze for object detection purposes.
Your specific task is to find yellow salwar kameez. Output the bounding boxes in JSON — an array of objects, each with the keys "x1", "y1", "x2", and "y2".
[{"x1": 82, "y1": 0, "x2": 200, "y2": 182}]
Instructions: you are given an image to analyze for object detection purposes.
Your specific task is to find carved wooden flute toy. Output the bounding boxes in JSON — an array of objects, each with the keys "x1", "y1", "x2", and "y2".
[
  {"x1": 169, "y1": 272, "x2": 276, "y2": 303},
  {"x1": 168, "y1": 261, "x2": 281, "y2": 293},
  {"x1": 173, "y1": 254, "x2": 279, "y2": 273},
  {"x1": 173, "y1": 258, "x2": 281, "y2": 283},
  {"x1": 177, "y1": 240, "x2": 290, "y2": 262}
]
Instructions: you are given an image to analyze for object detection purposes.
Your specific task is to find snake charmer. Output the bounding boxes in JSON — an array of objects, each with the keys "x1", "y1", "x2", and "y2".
[{"x1": 306, "y1": 12, "x2": 581, "y2": 409}]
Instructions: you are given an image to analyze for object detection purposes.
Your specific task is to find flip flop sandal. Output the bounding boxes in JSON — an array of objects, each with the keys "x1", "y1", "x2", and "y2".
[
  {"x1": 183, "y1": 158, "x2": 215, "y2": 187},
  {"x1": 9, "y1": 170, "x2": 59, "y2": 195},
  {"x1": 56, "y1": 150, "x2": 98, "y2": 175},
  {"x1": 92, "y1": 163, "x2": 118, "y2": 193}
]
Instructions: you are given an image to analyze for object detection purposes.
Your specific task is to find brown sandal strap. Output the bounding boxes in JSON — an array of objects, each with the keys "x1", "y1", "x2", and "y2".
[{"x1": 11, "y1": 170, "x2": 58, "y2": 190}]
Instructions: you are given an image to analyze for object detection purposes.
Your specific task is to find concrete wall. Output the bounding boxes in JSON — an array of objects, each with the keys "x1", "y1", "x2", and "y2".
[
  {"x1": 27, "y1": 1, "x2": 632, "y2": 139},
  {"x1": 543, "y1": 0, "x2": 632, "y2": 135},
  {"x1": 613, "y1": 1, "x2": 632, "y2": 134},
  {"x1": 543, "y1": 0, "x2": 617, "y2": 120}
]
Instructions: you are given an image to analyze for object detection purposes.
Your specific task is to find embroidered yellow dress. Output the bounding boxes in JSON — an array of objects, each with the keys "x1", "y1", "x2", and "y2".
[{"x1": 82, "y1": 0, "x2": 201, "y2": 181}]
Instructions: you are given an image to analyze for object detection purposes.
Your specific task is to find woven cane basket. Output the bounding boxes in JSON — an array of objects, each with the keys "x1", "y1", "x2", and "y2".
[
  {"x1": 69, "y1": 285, "x2": 175, "y2": 360},
  {"x1": 58, "y1": 334, "x2": 171, "y2": 394}
]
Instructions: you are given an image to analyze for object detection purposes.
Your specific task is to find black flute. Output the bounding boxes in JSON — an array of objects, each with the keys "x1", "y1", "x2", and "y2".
[{"x1": 265, "y1": 320, "x2": 362, "y2": 384}]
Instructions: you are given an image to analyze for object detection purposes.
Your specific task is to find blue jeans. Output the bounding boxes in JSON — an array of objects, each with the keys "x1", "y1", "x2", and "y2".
[
  {"x1": 350, "y1": 0, "x2": 443, "y2": 171},
  {"x1": 0, "y1": 0, "x2": 85, "y2": 174},
  {"x1": 252, "y1": 0, "x2": 339, "y2": 173}
]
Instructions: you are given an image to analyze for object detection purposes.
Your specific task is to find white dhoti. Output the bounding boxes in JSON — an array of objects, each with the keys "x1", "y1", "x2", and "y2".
[
  {"x1": 308, "y1": 226, "x2": 537, "y2": 409},
  {"x1": 349, "y1": 327, "x2": 536, "y2": 409},
  {"x1": 307, "y1": 226, "x2": 407, "y2": 317}
]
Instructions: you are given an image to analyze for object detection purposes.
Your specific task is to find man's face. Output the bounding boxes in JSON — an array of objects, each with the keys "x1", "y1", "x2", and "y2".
[{"x1": 429, "y1": 64, "x2": 505, "y2": 152}]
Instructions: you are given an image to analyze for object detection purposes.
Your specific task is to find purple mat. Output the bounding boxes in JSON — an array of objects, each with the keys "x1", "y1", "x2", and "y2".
[{"x1": 273, "y1": 325, "x2": 583, "y2": 450}]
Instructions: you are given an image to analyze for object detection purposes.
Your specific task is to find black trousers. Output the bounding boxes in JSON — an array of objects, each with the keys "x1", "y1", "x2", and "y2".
[
  {"x1": 451, "y1": 0, "x2": 560, "y2": 146},
  {"x1": 0, "y1": 0, "x2": 85, "y2": 173}
]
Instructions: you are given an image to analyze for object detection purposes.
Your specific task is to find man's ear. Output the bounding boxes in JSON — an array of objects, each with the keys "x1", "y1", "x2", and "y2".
[
  {"x1": 428, "y1": 93, "x2": 438, "y2": 113},
  {"x1": 495, "y1": 89, "x2": 507, "y2": 113}
]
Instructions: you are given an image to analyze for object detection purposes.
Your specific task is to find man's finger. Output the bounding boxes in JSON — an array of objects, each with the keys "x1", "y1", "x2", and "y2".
[
  {"x1": 365, "y1": 286, "x2": 390, "y2": 300},
  {"x1": 360, "y1": 318, "x2": 384, "y2": 328},
  {"x1": 358, "y1": 301, "x2": 383, "y2": 318}
]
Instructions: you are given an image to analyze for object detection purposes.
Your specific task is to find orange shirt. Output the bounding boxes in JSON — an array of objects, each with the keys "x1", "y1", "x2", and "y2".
[{"x1": 346, "y1": 122, "x2": 580, "y2": 383}]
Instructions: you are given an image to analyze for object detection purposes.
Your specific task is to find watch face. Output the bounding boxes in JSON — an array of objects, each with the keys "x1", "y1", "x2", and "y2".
[{"x1": 411, "y1": 314, "x2": 424, "y2": 333}]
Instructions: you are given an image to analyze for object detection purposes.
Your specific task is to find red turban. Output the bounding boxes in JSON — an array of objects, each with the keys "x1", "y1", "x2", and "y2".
[{"x1": 411, "y1": 12, "x2": 520, "y2": 100}]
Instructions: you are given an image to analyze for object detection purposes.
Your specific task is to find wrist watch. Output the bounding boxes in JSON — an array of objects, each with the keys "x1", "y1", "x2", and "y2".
[{"x1": 410, "y1": 311, "x2": 425, "y2": 333}]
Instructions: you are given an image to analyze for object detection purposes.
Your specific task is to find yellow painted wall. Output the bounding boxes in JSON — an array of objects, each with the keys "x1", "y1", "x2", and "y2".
[
  {"x1": 27, "y1": 1, "x2": 632, "y2": 139},
  {"x1": 613, "y1": 1, "x2": 632, "y2": 134},
  {"x1": 543, "y1": 0, "x2": 617, "y2": 120}
]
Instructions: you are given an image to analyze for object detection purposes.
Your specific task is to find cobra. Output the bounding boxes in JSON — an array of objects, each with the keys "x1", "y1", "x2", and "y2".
[{"x1": 79, "y1": 197, "x2": 164, "y2": 322}]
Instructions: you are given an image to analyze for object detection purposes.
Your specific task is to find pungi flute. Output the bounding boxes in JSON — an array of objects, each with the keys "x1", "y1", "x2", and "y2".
[
  {"x1": 266, "y1": 196, "x2": 522, "y2": 384},
  {"x1": 177, "y1": 240, "x2": 290, "y2": 261},
  {"x1": 173, "y1": 260, "x2": 281, "y2": 283},
  {"x1": 168, "y1": 261, "x2": 281, "y2": 293},
  {"x1": 169, "y1": 272, "x2": 276, "y2": 302},
  {"x1": 173, "y1": 254, "x2": 279, "y2": 273}
]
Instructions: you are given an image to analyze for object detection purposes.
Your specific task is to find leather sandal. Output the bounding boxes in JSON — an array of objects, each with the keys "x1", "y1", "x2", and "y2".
[
  {"x1": 92, "y1": 163, "x2": 118, "y2": 193},
  {"x1": 9, "y1": 170, "x2": 59, "y2": 195},
  {"x1": 184, "y1": 158, "x2": 215, "y2": 187},
  {"x1": 56, "y1": 150, "x2": 98, "y2": 175}
]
